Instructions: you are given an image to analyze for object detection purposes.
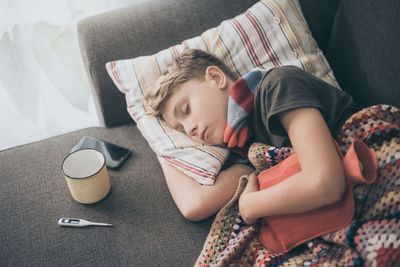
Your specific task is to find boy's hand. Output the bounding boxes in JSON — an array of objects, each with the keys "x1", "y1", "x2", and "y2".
[{"x1": 239, "y1": 171, "x2": 260, "y2": 225}]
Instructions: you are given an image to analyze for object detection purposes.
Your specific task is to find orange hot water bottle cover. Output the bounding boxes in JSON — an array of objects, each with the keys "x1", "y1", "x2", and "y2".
[{"x1": 257, "y1": 139, "x2": 378, "y2": 253}]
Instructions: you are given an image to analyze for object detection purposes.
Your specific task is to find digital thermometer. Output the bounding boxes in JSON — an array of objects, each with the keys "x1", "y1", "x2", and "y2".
[{"x1": 58, "y1": 218, "x2": 113, "y2": 227}]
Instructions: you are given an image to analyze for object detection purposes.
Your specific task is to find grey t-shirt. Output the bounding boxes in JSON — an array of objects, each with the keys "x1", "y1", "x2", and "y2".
[{"x1": 250, "y1": 66, "x2": 361, "y2": 147}]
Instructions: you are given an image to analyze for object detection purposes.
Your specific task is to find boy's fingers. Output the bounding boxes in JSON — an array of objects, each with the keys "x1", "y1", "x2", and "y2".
[
  {"x1": 249, "y1": 171, "x2": 258, "y2": 179},
  {"x1": 243, "y1": 172, "x2": 259, "y2": 193},
  {"x1": 248, "y1": 172, "x2": 259, "y2": 186}
]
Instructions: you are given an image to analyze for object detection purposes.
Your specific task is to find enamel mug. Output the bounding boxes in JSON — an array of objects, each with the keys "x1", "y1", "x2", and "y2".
[{"x1": 61, "y1": 149, "x2": 110, "y2": 204}]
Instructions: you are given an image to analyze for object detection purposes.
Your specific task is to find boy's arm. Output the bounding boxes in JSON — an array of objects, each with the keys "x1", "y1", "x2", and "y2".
[
  {"x1": 239, "y1": 107, "x2": 346, "y2": 224},
  {"x1": 159, "y1": 158, "x2": 253, "y2": 221}
]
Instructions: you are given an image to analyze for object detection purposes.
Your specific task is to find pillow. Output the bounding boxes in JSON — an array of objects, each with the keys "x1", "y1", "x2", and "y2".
[{"x1": 106, "y1": 0, "x2": 340, "y2": 185}]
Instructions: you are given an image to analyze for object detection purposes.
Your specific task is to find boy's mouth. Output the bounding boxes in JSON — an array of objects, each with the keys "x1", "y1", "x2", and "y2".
[{"x1": 200, "y1": 128, "x2": 207, "y2": 142}]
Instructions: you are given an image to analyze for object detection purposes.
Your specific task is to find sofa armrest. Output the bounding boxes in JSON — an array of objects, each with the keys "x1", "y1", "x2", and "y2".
[{"x1": 77, "y1": 0, "x2": 257, "y2": 127}]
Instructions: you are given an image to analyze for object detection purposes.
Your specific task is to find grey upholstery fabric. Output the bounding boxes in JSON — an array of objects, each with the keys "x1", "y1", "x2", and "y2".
[
  {"x1": 78, "y1": 0, "x2": 258, "y2": 127},
  {"x1": 0, "y1": 124, "x2": 213, "y2": 266},
  {"x1": 299, "y1": 0, "x2": 341, "y2": 51},
  {"x1": 326, "y1": 0, "x2": 400, "y2": 107}
]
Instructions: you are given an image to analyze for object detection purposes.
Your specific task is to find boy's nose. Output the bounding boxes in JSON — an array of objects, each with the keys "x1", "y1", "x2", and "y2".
[{"x1": 185, "y1": 122, "x2": 198, "y2": 137}]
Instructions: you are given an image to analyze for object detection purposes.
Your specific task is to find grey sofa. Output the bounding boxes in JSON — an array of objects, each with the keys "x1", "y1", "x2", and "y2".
[{"x1": 1, "y1": 0, "x2": 399, "y2": 266}]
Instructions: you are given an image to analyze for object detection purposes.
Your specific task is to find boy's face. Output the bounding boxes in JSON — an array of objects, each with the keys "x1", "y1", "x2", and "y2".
[{"x1": 162, "y1": 67, "x2": 232, "y2": 146}]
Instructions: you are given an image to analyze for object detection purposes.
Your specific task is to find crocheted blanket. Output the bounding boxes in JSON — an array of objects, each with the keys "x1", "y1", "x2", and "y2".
[{"x1": 196, "y1": 105, "x2": 400, "y2": 266}]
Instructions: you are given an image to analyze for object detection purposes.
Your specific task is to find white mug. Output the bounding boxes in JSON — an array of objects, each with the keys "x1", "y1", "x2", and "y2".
[{"x1": 61, "y1": 149, "x2": 110, "y2": 204}]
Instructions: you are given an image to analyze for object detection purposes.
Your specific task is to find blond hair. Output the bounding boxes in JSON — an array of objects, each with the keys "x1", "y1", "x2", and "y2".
[{"x1": 143, "y1": 49, "x2": 238, "y2": 117}]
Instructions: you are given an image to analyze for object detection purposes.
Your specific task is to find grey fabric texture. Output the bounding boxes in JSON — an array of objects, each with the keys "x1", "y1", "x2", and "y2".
[
  {"x1": 78, "y1": 0, "x2": 258, "y2": 127},
  {"x1": 0, "y1": 124, "x2": 213, "y2": 266},
  {"x1": 298, "y1": 0, "x2": 340, "y2": 51},
  {"x1": 326, "y1": 0, "x2": 400, "y2": 107}
]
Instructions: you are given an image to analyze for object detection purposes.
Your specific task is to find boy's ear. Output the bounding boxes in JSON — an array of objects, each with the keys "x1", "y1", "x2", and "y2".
[{"x1": 205, "y1": 66, "x2": 228, "y2": 90}]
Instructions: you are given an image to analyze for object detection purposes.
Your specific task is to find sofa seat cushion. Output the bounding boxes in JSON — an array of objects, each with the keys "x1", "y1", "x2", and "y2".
[{"x1": 0, "y1": 124, "x2": 213, "y2": 266}]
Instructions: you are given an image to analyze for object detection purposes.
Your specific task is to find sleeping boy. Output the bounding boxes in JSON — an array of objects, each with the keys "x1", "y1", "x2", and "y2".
[{"x1": 143, "y1": 48, "x2": 361, "y2": 224}]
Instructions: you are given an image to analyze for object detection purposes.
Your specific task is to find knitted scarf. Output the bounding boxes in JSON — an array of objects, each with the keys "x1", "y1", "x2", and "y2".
[{"x1": 224, "y1": 68, "x2": 266, "y2": 149}]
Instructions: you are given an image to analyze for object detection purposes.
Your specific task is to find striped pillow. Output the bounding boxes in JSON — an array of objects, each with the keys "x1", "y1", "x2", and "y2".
[{"x1": 106, "y1": 0, "x2": 340, "y2": 185}]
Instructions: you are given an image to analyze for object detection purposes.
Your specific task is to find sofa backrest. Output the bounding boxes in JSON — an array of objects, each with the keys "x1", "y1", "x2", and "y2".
[
  {"x1": 299, "y1": 0, "x2": 340, "y2": 52},
  {"x1": 78, "y1": 0, "x2": 258, "y2": 127},
  {"x1": 325, "y1": 0, "x2": 400, "y2": 108},
  {"x1": 78, "y1": 0, "x2": 399, "y2": 127}
]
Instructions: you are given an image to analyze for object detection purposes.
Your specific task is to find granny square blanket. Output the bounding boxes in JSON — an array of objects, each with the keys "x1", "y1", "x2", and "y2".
[{"x1": 196, "y1": 105, "x2": 400, "y2": 266}]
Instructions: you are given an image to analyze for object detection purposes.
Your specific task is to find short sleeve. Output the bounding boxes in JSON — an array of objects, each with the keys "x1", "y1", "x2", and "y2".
[
  {"x1": 263, "y1": 67, "x2": 325, "y2": 136},
  {"x1": 252, "y1": 66, "x2": 328, "y2": 146},
  {"x1": 251, "y1": 66, "x2": 360, "y2": 147}
]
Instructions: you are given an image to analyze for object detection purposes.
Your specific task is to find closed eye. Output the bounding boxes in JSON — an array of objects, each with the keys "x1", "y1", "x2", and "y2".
[{"x1": 182, "y1": 103, "x2": 189, "y2": 114}]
